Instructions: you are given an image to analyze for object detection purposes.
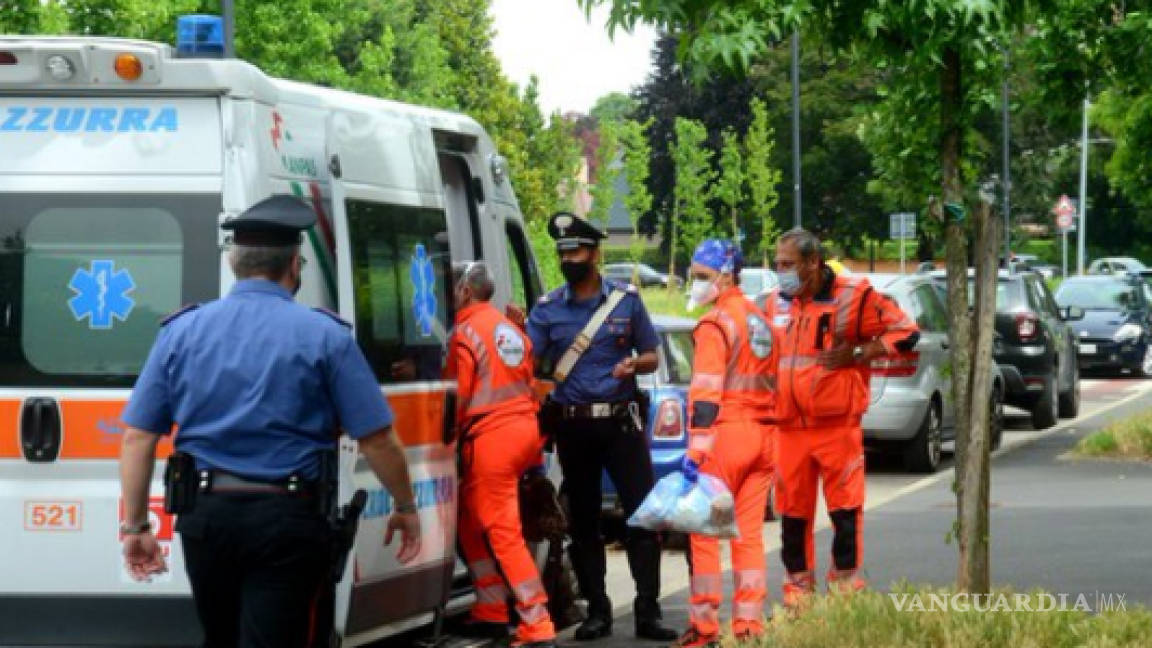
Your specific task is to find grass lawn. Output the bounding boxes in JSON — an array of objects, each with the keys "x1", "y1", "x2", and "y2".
[
  {"x1": 1074, "y1": 410, "x2": 1152, "y2": 460},
  {"x1": 640, "y1": 286, "x2": 702, "y2": 318},
  {"x1": 732, "y1": 585, "x2": 1150, "y2": 648}
]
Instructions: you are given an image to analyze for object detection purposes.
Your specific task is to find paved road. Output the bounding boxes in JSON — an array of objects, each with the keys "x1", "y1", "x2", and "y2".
[{"x1": 373, "y1": 376, "x2": 1152, "y2": 647}]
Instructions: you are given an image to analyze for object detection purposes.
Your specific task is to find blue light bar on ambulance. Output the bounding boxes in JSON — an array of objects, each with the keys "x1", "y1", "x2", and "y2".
[{"x1": 176, "y1": 15, "x2": 225, "y2": 59}]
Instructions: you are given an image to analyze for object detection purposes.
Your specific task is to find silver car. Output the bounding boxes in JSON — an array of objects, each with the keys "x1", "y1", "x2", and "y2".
[{"x1": 860, "y1": 274, "x2": 1005, "y2": 473}]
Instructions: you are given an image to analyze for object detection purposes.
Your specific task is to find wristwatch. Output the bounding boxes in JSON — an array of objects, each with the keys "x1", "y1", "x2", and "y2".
[
  {"x1": 852, "y1": 345, "x2": 866, "y2": 363},
  {"x1": 119, "y1": 520, "x2": 153, "y2": 535}
]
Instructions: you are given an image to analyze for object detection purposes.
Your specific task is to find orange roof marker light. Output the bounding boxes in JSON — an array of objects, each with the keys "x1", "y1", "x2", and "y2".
[{"x1": 114, "y1": 53, "x2": 144, "y2": 81}]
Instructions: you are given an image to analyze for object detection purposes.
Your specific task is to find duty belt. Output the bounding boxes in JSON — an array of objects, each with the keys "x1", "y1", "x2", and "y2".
[
  {"x1": 198, "y1": 470, "x2": 318, "y2": 497},
  {"x1": 558, "y1": 401, "x2": 633, "y2": 420}
]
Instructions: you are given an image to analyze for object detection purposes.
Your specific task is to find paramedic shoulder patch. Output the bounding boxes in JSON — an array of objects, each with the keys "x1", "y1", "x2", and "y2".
[
  {"x1": 746, "y1": 313, "x2": 773, "y2": 359},
  {"x1": 494, "y1": 323, "x2": 527, "y2": 367}
]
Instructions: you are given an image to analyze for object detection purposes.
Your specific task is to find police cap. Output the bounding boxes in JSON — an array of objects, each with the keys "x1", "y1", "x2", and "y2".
[
  {"x1": 221, "y1": 195, "x2": 316, "y2": 246},
  {"x1": 548, "y1": 211, "x2": 606, "y2": 251}
]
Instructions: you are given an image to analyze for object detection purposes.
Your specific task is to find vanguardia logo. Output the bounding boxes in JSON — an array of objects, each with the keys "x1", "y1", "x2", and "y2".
[
  {"x1": 68, "y1": 260, "x2": 136, "y2": 330},
  {"x1": 889, "y1": 591, "x2": 1128, "y2": 613}
]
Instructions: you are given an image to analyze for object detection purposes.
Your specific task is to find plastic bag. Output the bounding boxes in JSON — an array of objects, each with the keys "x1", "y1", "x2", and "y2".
[{"x1": 628, "y1": 472, "x2": 739, "y2": 538}]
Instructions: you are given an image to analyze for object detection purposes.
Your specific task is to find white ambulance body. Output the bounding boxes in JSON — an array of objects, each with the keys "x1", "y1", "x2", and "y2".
[{"x1": 0, "y1": 35, "x2": 546, "y2": 646}]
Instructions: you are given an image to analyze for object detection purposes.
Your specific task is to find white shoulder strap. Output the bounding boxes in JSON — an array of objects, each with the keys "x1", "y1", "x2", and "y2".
[{"x1": 552, "y1": 288, "x2": 627, "y2": 382}]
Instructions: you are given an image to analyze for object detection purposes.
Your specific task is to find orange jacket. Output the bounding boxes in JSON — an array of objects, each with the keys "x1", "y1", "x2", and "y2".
[
  {"x1": 444, "y1": 301, "x2": 538, "y2": 437},
  {"x1": 764, "y1": 269, "x2": 919, "y2": 429},
  {"x1": 687, "y1": 287, "x2": 778, "y2": 459}
]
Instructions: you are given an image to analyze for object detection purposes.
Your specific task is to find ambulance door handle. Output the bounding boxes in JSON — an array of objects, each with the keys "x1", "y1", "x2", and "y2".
[{"x1": 20, "y1": 397, "x2": 62, "y2": 463}]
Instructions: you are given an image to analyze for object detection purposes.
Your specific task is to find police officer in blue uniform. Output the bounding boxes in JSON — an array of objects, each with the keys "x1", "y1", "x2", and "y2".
[
  {"x1": 526, "y1": 212, "x2": 677, "y2": 642},
  {"x1": 118, "y1": 195, "x2": 422, "y2": 648}
]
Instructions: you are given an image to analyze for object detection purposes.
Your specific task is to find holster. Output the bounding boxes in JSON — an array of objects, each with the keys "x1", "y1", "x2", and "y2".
[
  {"x1": 162, "y1": 451, "x2": 197, "y2": 515},
  {"x1": 538, "y1": 398, "x2": 561, "y2": 450},
  {"x1": 329, "y1": 489, "x2": 367, "y2": 583}
]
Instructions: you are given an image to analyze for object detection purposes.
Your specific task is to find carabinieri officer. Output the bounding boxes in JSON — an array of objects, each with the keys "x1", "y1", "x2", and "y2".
[
  {"x1": 118, "y1": 195, "x2": 422, "y2": 648},
  {"x1": 525, "y1": 211, "x2": 677, "y2": 642}
]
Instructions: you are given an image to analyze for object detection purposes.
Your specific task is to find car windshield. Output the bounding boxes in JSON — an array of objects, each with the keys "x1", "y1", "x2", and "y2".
[
  {"x1": 663, "y1": 330, "x2": 695, "y2": 384},
  {"x1": 955, "y1": 279, "x2": 1024, "y2": 310},
  {"x1": 1056, "y1": 280, "x2": 1140, "y2": 310}
]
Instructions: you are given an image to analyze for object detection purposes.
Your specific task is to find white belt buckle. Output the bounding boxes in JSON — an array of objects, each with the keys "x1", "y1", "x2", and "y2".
[{"x1": 591, "y1": 403, "x2": 611, "y2": 418}]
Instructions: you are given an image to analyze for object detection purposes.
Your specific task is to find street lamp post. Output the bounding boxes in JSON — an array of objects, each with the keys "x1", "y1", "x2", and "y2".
[
  {"x1": 223, "y1": 0, "x2": 235, "y2": 58},
  {"x1": 1001, "y1": 48, "x2": 1011, "y2": 264},
  {"x1": 1077, "y1": 95, "x2": 1089, "y2": 276}
]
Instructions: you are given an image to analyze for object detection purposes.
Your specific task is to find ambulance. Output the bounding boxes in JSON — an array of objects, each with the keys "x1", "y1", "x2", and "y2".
[{"x1": 0, "y1": 18, "x2": 547, "y2": 647}]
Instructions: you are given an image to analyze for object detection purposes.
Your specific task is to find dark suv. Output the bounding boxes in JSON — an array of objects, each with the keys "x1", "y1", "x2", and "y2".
[{"x1": 931, "y1": 270, "x2": 1080, "y2": 429}]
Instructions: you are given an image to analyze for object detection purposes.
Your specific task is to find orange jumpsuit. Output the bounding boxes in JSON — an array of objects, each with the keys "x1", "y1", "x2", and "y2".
[
  {"x1": 763, "y1": 269, "x2": 918, "y2": 601},
  {"x1": 685, "y1": 287, "x2": 777, "y2": 638},
  {"x1": 445, "y1": 301, "x2": 554, "y2": 644}
]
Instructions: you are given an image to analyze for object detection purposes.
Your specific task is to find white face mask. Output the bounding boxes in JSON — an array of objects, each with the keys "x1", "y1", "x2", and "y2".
[
  {"x1": 778, "y1": 270, "x2": 801, "y2": 296},
  {"x1": 686, "y1": 278, "x2": 720, "y2": 311}
]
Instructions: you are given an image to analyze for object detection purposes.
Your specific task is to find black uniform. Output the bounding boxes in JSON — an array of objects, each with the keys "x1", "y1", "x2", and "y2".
[{"x1": 524, "y1": 212, "x2": 676, "y2": 641}]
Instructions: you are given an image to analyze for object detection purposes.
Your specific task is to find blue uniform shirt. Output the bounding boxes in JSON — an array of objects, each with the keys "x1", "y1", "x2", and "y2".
[
  {"x1": 527, "y1": 279, "x2": 660, "y2": 405},
  {"x1": 121, "y1": 279, "x2": 393, "y2": 480}
]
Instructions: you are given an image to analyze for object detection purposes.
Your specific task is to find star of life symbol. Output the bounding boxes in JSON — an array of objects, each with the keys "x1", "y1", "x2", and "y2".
[
  {"x1": 494, "y1": 323, "x2": 526, "y2": 367},
  {"x1": 410, "y1": 244, "x2": 438, "y2": 338},
  {"x1": 68, "y1": 260, "x2": 136, "y2": 330}
]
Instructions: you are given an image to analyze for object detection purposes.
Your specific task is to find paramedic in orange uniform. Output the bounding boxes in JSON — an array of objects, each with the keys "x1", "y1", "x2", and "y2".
[
  {"x1": 445, "y1": 262, "x2": 556, "y2": 648},
  {"x1": 674, "y1": 239, "x2": 777, "y2": 648},
  {"x1": 764, "y1": 229, "x2": 919, "y2": 607}
]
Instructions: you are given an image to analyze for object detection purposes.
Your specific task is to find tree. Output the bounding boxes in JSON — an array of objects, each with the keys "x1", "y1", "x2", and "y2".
[
  {"x1": 744, "y1": 98, "x2": 781, "y2": 267},
  {"x1": 590, "y1": 91, "x2": 638, "y2": 124},
  {"x1": 713, "y1": 129, "x2": 745, "y2": 245},
  {"x1": 588, "y1": 119, "x2": 621, "y2": 227},
  {"x1": 581, "y1": 0, "x2": 1051, "y2": 594},
  {"x1": 618, "y1": 118, "x2": 654, "y2": 276},
  {"x1": 671, "y1": 117, "x2": 717, "y2": 280}
]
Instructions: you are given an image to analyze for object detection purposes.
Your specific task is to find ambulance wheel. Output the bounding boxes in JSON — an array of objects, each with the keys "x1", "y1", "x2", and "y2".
[{"x1": 903, "y1": 400, "x2": 942, "y2": 473}]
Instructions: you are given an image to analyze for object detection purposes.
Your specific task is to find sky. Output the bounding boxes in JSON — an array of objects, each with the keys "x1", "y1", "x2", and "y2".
[{"x1": 490, "y1": 0, "x2": 659, "y2": 116}]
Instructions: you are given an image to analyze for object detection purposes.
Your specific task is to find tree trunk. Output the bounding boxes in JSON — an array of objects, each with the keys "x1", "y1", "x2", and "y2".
[
  {"x1": 937, "y1": 46, "x2": 975, "y2": 588},
  {"x1": 669, "y1": 204, "x2": 679, "y2": 292},
  {"x1": 731, "y1": 205, "x2": 739, "y2": 242},
  {"x1": 961, "y1": 198, "x2": 1000, "y2": 595}
]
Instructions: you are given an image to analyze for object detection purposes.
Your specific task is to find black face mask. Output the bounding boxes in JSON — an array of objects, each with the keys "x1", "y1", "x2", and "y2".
[{"x1": 561, "y1": 260, "x2": 593, "y2": 284}]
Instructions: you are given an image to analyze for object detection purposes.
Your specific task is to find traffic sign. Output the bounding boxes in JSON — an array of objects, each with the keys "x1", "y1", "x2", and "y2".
[
  {"x1": 889, "y1": 212, "x2": 916, "y2": 240},
  {"x1": 1052, "y1": 195, "x2": 1077, "y2": 232}
]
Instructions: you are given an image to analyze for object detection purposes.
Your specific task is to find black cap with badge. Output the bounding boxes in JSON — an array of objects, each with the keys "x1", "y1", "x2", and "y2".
[
  {"x1": 548, "y1": 211, "x2": 606, "y2": 251},
  {"x1": 221, "y1": 195, "x2": 316, "y2": 246}
]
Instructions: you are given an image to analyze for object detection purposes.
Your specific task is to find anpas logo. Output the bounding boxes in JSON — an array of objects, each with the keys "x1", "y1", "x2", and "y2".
[
  {"x1": 270, "y1": 110, "x2": 318, "y2": 177},
  {"x1": 0, "y1": 106, "x2": 178, "y2": 133}
]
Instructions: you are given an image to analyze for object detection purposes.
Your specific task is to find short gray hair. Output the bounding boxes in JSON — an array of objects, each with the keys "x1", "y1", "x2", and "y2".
[
  {"x1": 453, "y1": 261, "x2": 495, "y2": 302},
  {"x1": 779, "y1": 228, "x2": 823, "y2": 262},
  {"x1": 228, "y1": 244, "x2": 297, "y2": 280}
]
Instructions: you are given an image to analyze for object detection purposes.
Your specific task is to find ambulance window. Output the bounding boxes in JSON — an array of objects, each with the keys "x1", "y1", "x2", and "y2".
[
  {"x1": 347, "y1": 200, "x2": 452, "y2": 384},
  {"x1": 0, "y1": 193, "x2": 220, "y2": 387},
  {"x1": 505, "y1": 221, "x2": 541, "y2": 308}
]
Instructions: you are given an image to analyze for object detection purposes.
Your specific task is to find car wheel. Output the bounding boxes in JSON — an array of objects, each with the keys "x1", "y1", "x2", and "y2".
[
  {"x1": 1031, "y1": 372, "x2": 1059, "y2": 430},
  {"x1": 1133, "y1": 344, "x2": 1152, "y2": 378},
  {"x1": 1058, "y1": 361, "x2": 1081, "y2": 418},
  {"x1": 989, "y1": 385, "x2": 1004, "y2": 451},
  {"x1": 903, "y1": 400, "x2": 942, "y2": 473}
]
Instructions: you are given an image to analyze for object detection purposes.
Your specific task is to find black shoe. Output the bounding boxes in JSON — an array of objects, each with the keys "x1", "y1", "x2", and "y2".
[
  {"x1": 445, "y1": 618, "x2": 510, "y2": 639},
  {"x1": 573, "y1": 615, "x2": 612, "y2": 641},
  {"x1": 636, "y1": 618, "x2": 678, "y2": 642}
]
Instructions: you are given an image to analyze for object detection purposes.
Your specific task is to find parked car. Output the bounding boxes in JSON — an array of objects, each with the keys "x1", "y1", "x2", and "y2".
[
  {"x1": 1087, "y1": 256, "x2": 1147, "y2": 275},
  {"x1": 600, "y1": 315, "x2": 776, "y2": 522},
  {"x1": 1055, "y1": 275, "x2": 1152, "y2": 376},
  {"x1": 931, "y1": 269, "x2": 1080, "y2": 430},
  {"x1": 739, "y1": 267, "x2": 779, "y2": 307},
  {"x1": 860, "y1": 275, "x2": 1006, "y2": 472},
  {"x1": 601, "y1": 315, "x2": 693, "y2": 512},
  {"x1": 603, "y1": 262, "x2": 682, "y2": 288}
]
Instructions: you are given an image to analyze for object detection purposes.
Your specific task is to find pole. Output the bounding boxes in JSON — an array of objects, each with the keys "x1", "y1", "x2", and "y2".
[
  {"x1": 1077, "y1": 94, "x2": 1089, "y2": 275},
  {"x1": 791, "y1": 31, "x2": 801, "y2": 229},
  {"x1": 1002, "y1": 47, "x2": 1011, "y2": 263},
  {"x1": 1062, "y1": 229, "x2": 1068, "y2": 279},
  {"x1": 900, "y1": 234, "x2": 906, "y2": 274},
  {"x1": 223, "y1": 0, "x2": 235, "y2": 58}
]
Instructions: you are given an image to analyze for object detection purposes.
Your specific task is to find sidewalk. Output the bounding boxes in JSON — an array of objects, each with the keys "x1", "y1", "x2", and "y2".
[{"x1": 565, "y1": 387, "x2": 1152, "y2": 647}]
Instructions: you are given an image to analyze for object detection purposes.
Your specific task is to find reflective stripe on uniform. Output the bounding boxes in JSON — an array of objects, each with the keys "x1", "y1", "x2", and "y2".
[
  {"x1": 833, "y1": 282, "x2": 859, "y2": 339},
  {"x1": 469, "y1": 558, "x2": 500, "y2": 580},
  {"x1": 689, "y1": 434, "x2": 716, "y2": 454},
  {"x1": 735, "y1": 568, "x2": 766, "y2": 593},
  {"x1": 725, "y1": 374, "x2": 776, "y2": 392},
  {"x1": 690, "y1": 372, "x2": 725, "y2": 392},
  {"x1": 475, "y1": 582, "x2": 508, "y2": 605}
]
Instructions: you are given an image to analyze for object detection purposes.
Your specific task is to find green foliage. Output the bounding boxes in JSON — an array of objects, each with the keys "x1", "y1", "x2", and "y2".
[
  {"x1": 590, "y1": 91, "x2": 638, "y2": 124},
  {"x1": 588, "y1": 119, "x2": 620, "y2": 225},
  {"x1": 618, "y1": 119, "x2": 654, "y2": 268},
  {"x1": 713, "y1": 129, "x2": 745, "y2": 242},
  {"x1": 744, "y1": 97, "x2": 781, "y2": 265},
  {"x1": 1075, "y1": 411, "x2": 1152, "y2": 460},
  {"x1": 671, "y1": 117, "x2": 717, "y2": 268}
]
